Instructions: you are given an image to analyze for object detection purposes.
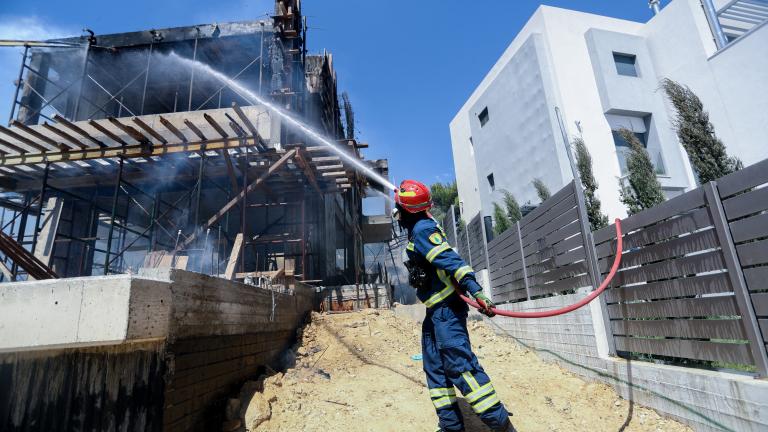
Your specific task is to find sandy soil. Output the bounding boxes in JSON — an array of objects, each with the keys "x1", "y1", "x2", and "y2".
[{"x1": 248, "y1": 310, "x2": 691, "y2": 432}]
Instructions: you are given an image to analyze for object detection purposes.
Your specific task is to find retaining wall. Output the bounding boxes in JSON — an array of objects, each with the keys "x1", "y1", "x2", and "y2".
[
  {"x1": 488, "y1": 295, "x2": 768, "y2": 432},
  {"x1": 0, "y1": 269, "x2": 315, "y2": 432}
]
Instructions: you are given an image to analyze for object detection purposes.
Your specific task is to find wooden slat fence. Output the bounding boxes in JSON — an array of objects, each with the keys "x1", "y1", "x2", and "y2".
[
  {"x1": 456, "y1": 224, "x2": 471, "y2": 265},
  {"x1": 488, "y1": 181, "x2": 594, "y2": 304},
  {"x1": 716, "y1": 158, "x2": 768, "y2": 370},
  {"x1": 464, "y1": 159, "x2": 768, "y2": 376},
  {"x1": 467, "y1": 213, "x2": 488, "y2": 270},
  {"x1": 442, "y1": 205, "x2": 458, "y2": 251},
  {"x1": 593, "y1": 163, "x2": 768, "y2": 374}
]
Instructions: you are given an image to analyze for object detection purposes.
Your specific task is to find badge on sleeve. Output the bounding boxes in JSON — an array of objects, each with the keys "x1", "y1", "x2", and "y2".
[{"x1": 428, "y1": 232, "x2": 444, "y2": 245}]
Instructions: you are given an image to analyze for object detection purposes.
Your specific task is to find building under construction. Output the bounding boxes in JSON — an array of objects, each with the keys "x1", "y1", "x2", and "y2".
[
  {"x1": 0, "y1": 0, "x2": 391, "y2": 286},
  {"x1": 0, "y1": 3, "x2": 394, "y2": 430}
]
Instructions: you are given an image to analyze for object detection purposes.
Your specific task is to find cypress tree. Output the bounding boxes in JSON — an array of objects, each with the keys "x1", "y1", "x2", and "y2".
[
  {"x1": 618, "y1": 128, "x2": 665, "y2": 215},
  {"x1": 573, "y1": 137, "x2": 609, "y2": 230},
  {"x1": 501, "y1": 189, "x2": 522, "y2": 224},
  {"x1": 492, "y1": 202, "x2": 511, "y2": 235},
  {"x1": 661, "y1": 78, "x2": 742, "y2": 183},
  {"x1": 532, "y1": 178, "x2": 551, "y2": 202}
]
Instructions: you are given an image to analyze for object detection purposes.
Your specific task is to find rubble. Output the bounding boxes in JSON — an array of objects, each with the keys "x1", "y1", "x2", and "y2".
[{"x1": 225, "y1": 310, "x2": 692, "y2": 432}]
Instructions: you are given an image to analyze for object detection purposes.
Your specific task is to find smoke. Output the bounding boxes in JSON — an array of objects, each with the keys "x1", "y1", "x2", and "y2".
[
  {"x1": 0, "y1": 15, "x2": 80, "y2": 121},
  {"x1": 161, "y1": 52, "x2": 397, "y2": 192}
]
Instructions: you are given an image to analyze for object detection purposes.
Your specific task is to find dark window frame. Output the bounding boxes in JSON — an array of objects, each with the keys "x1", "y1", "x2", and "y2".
[
  {"x1": 613, "y1": 52, "x2": 638, "y2": 77},
  {"x1": 478, "y1": 107, "x2": 489, "y2": 127}
]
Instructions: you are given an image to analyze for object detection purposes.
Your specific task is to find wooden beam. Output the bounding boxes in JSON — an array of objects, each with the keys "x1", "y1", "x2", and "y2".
[
  {"x1": 224, "y1": 233, "x2": 243, "y2": 280},
  {"x1": 224, "y1": 113, "x2": 246, "y2": 137},
  {"x1": 132, "y1": 117, "x2": 168, "y2": 144},
  {"x1": 231, "y1": 103, "x2": 266, "y2": 149},
  {"x1": 33, "y1": 197, "x2": 63, "y2": 266},
  {"x1": 311, "y1": 156, "x2": 341, "y2": 163},
  {"x1": 88, "y1": 120, "x2": 130, "y2": 146},
  {"x1": 316, "y1": 164, "x2": 344, "y2": 171},
  {"x1": 159, "y1": 116, "x2": 188, "y2": 143},
  {"x1": 0, "y1": 125, "x2": 50, "y2": 152},
  {"x1": 222, "y1": 150, "x2": 240, "y2": 193},
  {"x1": 11, "y1": 121, "x2": 63, "y2": 151},
  {"x1": 183, "y1": 119, "x2": 207, "y2": 142},
  {"x1": 41, "y1": 122, "x2": 87, "y2": 150},
  {"x1": 0, "y1": 136, "x2": 26, "y2": 154},
  {"x1": 294, "y1": 149, "x2": 323, "y2": 196},
  {"x1": 231, "y1": 103, "x2": 260, "y2": 137},
  {"x1": 53, "y1": 115, "x2": 105, "y2": 148},
  {"x1": 0, "y1": 136, "x2": 264, "y2": 167},
  {"x1": 177, "y1": 149, "x2": 297, "y2": 250},
  {"x1": 108, "y1": 117, "x2": 150, "y2": 144},
  {"x1": 203, "y1": 113, "x2": 229, "y2": 139}
]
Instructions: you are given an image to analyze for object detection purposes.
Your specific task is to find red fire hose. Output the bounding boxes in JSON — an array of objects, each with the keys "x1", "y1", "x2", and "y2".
[{"x1": 458, "y1": 219, "x2": 623, "y2": 318}]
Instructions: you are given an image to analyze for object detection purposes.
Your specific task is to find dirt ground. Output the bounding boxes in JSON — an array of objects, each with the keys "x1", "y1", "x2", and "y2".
[{"x1": 246, "y1": 310, "x2": 692, "y2": 432}]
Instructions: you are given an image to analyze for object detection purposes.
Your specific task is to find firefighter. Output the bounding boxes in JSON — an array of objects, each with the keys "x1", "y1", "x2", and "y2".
[{"x1": 394, "y1": 180, "x2": 516, "y2": 432}]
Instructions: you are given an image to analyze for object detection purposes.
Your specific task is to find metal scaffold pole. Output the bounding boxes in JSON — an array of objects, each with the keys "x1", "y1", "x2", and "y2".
[
  {"x1": 8, "y1": 46, "x2": 28, "y2": 126},
  {"x1": 104, "y1": 157, "x2": 124, "y2": 275}
]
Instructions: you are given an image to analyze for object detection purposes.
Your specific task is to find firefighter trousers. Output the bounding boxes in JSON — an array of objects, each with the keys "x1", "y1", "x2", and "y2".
[{"x1": 421, "y1": 302, "x2": 510, "y2": 431}]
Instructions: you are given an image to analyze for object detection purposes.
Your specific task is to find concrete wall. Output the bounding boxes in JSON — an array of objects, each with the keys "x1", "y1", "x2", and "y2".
[
  {"x1": 0, "y1": 270, "x2": 315, "y2": 432},
  {"x1": 641, "y1": 0, "x2": 768, "y2": 166},
  {"x1": 487, "y1": 295, "x2": 768, "y2": 432},
  {"x1": 1, "y1": 342, "x2": 166, "y2": 432},
  {"x1": 450, "y1": 0, "x2": 766, "y2": 222},
  {"x1": 467, "y1": 34, "x2": 571, "y2": 220}
]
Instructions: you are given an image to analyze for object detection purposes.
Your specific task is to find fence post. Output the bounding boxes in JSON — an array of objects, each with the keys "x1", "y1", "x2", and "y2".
[
  {"x1": 478, "y1": 213, "x2": 492, "y2": 293},
  {"x1": 447, "y1": 205, "x2": 458, "y2": 248},
  {"x1": 465, "y1": 219, "x2": 473, "y2": 268},
  {"x1": 573, "y1": 180, "x2": 617, "y2": 356},
  {"x1": 705, "y1": 182, "x2": 768, "y2": 377},
  {"x1": 515, "y1": 220, "x2": 531, "y2": 301}
]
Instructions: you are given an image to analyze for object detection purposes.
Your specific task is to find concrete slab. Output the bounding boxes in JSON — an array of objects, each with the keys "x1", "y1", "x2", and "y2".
[{"x1": 0, "y1": 275, "x2": 171, "y2": 352}]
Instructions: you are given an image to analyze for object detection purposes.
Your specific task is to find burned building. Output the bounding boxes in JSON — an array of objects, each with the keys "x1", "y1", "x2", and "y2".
[
  {"x1": 0, "y1": 2, "x2": 395, "y2": 431},
  {"x1": 0, "y1": 0, "x2": 391, "y2": 286}
]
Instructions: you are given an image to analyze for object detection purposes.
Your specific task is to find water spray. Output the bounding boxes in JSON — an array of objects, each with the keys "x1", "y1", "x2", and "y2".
[{"x1": 166, "y1": 53, "x2": 396, "y2": 193}]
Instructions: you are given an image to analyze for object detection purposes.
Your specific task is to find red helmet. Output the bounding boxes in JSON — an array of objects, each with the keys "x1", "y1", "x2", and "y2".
[{"x1": 395, "y1": 179, "x2": 432, "y2": 213}]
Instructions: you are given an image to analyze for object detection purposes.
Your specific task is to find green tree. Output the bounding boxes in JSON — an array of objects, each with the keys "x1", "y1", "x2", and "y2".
[
  {"x1": 573, "y1": 137, "x2": 609, "y2": 230},
  {"x1": 661, "y1": 78, "x2": 742, "y2": 183},
  {"x1": 492, "y1": 202, "x2": 511, "y2": 235},
  {"x1": 429, "y1": 180, "x2": 458, "y2": 222},
  {"x1": 532, "y1": 178, "x2": 551, "y2": 202},
  {"x1": 500, "y1": 189, "x2": 522, "y2": 224},
  {"x1": 618, "y1": 128, "x2": 665, "y2": 215}
]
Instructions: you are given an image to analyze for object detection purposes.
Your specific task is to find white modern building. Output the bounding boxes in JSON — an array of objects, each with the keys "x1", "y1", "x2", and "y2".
[{"x1": 450, "y1": 0, "x2": 768, "y2": 222}]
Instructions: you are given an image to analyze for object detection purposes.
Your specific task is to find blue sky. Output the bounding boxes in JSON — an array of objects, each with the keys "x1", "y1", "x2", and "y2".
[{"x1": 0, "y1": 0, "x2": 654, "y2": 188}]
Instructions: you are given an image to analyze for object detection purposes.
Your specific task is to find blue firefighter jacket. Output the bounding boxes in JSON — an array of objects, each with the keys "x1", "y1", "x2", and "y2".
[{"x1": 406, "y1": 218, "x2": 483, "y2": 310}]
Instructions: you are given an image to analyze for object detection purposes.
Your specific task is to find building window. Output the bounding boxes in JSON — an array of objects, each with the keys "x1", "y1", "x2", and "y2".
[
  {"x1": 613, "y1": 129, "x2": 647, "y2": 174},
  {"x1": 478, "y1": 107, "x2": 489, "y2": 127},
  {"x1": 607, "y1": 113, "x2": 666, "y2": 176},
  {"x1": 487, "y1": 173, "x2": 495, "y2": 192},
  {"x1": 613, "y1": 53, "x2": 638, "y2": 77},
  {"x1": 612, "y1": 130, "x2": 666, "y2": 175}
]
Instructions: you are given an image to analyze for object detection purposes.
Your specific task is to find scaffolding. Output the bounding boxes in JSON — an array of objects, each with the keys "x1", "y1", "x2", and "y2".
[{"x1": 0, "y1": 0, "x2": 390, "y2": 285}]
